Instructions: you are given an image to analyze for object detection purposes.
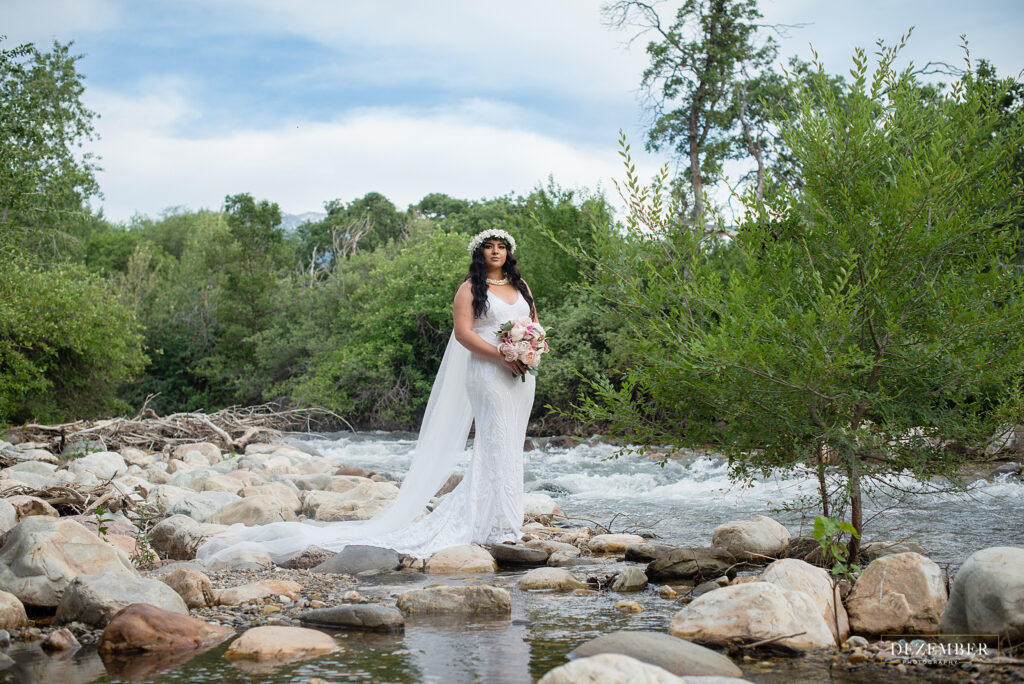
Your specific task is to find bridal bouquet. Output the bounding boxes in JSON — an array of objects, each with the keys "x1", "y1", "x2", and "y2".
[{"x1": 496, "y1": 316, "x2": 548, "y2": 382}]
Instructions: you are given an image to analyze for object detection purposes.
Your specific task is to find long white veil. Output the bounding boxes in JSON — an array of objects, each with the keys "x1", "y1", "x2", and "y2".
[{"x1": 196, "y1": 333, "x2": 474, "y2": 565}]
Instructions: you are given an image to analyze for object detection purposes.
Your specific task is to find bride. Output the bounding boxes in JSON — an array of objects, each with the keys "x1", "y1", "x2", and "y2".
[{"x1": 197, "y1": 228, "x2": 538, "y2": 566}]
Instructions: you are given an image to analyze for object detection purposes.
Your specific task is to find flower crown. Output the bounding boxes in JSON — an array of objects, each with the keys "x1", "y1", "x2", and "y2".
[{"x1": 467, "y1": 229, "x2": 516, "y2": 255}]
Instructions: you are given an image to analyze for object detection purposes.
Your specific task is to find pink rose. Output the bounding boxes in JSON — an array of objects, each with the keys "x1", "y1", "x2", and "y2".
[
  {"x1": 499, "y1": 342, "x2": 517, "y2": 362},
  {"x1": 522, "y1": 349, "x2": 540, "y2": 368},
  {"x1": 509, "y1": 324, "x2": 527, "y2": 342}
]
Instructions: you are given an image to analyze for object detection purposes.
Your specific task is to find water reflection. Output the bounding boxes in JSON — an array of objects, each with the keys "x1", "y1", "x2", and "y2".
[{"x1": 0, "y1": 644, "x2": 105, "y2": 684}]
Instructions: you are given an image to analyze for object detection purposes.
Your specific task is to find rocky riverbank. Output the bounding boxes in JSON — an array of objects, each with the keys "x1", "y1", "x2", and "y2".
[{"x1": 0, "y1": 436, "x2": 1022, "y2": 683}]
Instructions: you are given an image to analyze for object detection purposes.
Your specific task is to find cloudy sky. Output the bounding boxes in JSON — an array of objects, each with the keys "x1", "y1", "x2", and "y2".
[{"x1": 2, "y1": 0, "x2": 1022, "y2": 222}]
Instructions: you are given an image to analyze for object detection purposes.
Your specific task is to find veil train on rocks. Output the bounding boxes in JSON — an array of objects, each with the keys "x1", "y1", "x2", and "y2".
[{"x1": 196, "y1": 290, "x2": 537, "y2": 567}]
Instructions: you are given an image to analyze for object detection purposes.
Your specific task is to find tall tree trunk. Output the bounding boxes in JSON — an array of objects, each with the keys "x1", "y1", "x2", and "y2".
[
  {"x1": 817, "y1": 442, "x2": 829, "y2": 518},
  {"x1": 846, "y1": 452, "x2": 863, "y2": 562},
  {"x1": 688, "y1": 122, "x2": 703, "y2": 228}
]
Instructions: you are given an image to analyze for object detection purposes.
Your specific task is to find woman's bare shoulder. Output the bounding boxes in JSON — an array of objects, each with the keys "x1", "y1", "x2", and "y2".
[{"x1": 454, "y1": 280, "x2": 473, "y2": 300}]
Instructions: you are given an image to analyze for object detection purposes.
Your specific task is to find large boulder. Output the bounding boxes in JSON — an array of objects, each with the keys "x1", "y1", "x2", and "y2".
[
  {"x1": 941, "y1": 546, "x2": 1024, "y2": 643},
  {"x1": 711, "y1": 515, "x2": 790, "y2": 561},
  {"x1": 0, "y1": 590, "x2": 26, "y2": 629},
  {"x1": 67, "y1": 451, "x2": 127, "y2": 480},
  {"x1": 646, "y1": 547, "x2": 735, "y2": 583},
  {"x1": 156, "y1": 567, "x2": 216, "y2": 609},
  {"x1": 165, "y1": 491, "x2": 241, "y2": 522},
  {"x1": 396, "y1": 585, "x2": 511, "y2": 615},
  {"x1": 569, "y1": 631, "x2": 743, "y2": 678},
  {"x1": 224, "y1": 625, "x2": 338, "y2": 664},
  {"x1": 539, "y1": 654, "x2": 685, "y2": 684},
  {"x1": 314, "y1": 545, "x2": 401, "y2": 574},
  {"x1": 55, "y1": 573, "x2": 188, "y2": 627},
  {"x1": 144, "y1": 485, "x2": 193, "y2": 515},
  {"x1": 300, "y1": 482, "x2": 398, "y2": 521},
  {"x1": 846, "y1": 552, "x2": 946, "y2": 635},
  {"x1": 99, "y1": 603, "x2": 234, "y2": 654},
  {"x1": 669, "y1": 581, "x2": 834, "y2": 649},
  {"x1": 761, "y1": 558, "x2": 848, "y2": 642},
  {"x1": 589, "y1": 534, "x2": 646, "y2": 554},
  {"x1": 242, "y1": 483, "x2": 302, "y2": 513},
  {"x1": 518, "y1": 567, "x2": 588, "y2": 592},
  {"x1": 210, "y1": 495, "x2": 295, "y2": 526},
  {"x1": 424, "y1": 544, "x2": 497, "y2": 574},
  {"x1": 297, "y1": 605, "x2": 405, "y2": 633},
  {"x1": 625, "y1": 543, "x2": 677, "y2": 563},
  {"x1": 0, "y1": 517, "x2": 135, "y2": 607}
]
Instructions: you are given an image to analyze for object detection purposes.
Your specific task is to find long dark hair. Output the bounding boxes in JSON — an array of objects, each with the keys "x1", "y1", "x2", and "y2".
[{"x1": 466, "y1": 245, "x2": 535, "y2": 320}]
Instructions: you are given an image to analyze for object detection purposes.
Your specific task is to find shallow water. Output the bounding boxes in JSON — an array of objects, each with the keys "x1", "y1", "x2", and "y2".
[{"x1": 2, "y1": 432, "x2": 1021, "y2": 683}]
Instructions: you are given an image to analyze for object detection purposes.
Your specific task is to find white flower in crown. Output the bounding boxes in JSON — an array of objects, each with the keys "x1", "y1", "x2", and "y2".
[{"x1": 467, "y1": 229, "x2": 517, "y2": 255}]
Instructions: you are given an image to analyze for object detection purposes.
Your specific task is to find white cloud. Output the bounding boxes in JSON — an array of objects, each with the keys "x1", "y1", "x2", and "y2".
[
  {"x1": 204, "y1": 0, "x2": 651, "y2": 104},
  {"x1": 0, "y1": 0, "x2": 119, "y2": 44},
  {"x1": 87, "y1": 84, "x2": 666, "y2": 221}
]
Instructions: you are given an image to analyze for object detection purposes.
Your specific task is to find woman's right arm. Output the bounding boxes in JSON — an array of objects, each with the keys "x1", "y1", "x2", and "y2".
[{"x1": 453, "y1": 282, "x2": 526, "y2": 376}]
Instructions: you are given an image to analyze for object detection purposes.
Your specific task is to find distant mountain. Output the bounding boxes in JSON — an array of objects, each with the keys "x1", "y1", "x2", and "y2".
[{"x1": 278, "y1": 211, "x2": 326, "y2": 232}]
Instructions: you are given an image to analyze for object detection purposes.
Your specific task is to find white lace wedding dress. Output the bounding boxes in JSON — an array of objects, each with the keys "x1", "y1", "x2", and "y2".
[{"x1": 196, "y1": 290, "x2": 536, "y2": 566}]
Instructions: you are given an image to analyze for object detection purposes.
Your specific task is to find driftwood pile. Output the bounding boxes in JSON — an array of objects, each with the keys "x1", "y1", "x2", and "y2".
[
  {"x1": 5, "y1": 402, "x2": 352, "y2": 455},
  {"x1": 1, "y1": 482, "x2": 142, "y2": 516}
]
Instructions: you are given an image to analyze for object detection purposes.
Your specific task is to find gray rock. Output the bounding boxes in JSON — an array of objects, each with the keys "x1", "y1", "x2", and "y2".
[
  {"x1": 396, "y1": 585, "x2": 511, "y2": 615},
  {"x1": 67, "y1": 451, "x2": 127, "y2": 480},
  {"x1": 287, "y1": 473, "x2": 334, "y2": 491},
  {"x1": 0, "y1": 517, "x2": 135, "y2": 607},
  {"x1": 860, "y1": 540, "x2": 929, "y2": 562},
  {"x1": 539, "y1": 654, "x2": 683, "y2": 684},
  {"x1": 0, "y1": 591, "x2": 26, "y2": 629},
  {"x1": 314, "y1": 545, "x2": 401, "y2": 574},
  {"x1": 646, "y1": 547, "x2": 735, "y2": 582},
  {"x1": 298, "y1": 605, "x2": 405, "y2": 632},
  {"x1": 625, "y1": 543, "x2": 677, "y2": 563},
  {"x1": 941, "y1": 546, "x2": 1024, "y2": 642},
  {"x1": 0, "y1": 499, "x2": 16, "y2": 537},
  {"x1": 669, "y1": 582, "x2": 835, "y2": 649},
  {"x1": 280, "y1": 546, "x2": 335, "y2": 570},
  {"x1": 166, "y1": 491, "x2": 241, "y2": 522},
  {"x1": 569, "y1": 630, "x2": 742, "y2": 678},
  {"x1": 155, "y1": 567, "x2": 216, "y2": 609},
  {"x1": 547, "y1": 548, "x2": 582, "y2": 566},
  {"x1": 518, "y1": 567, "x2": 588, "y2": 591},
  {"x1": 711, "y1": 515, "x2": 790, "y2": 562},
  {"x1": 148, "y1": 515, "x2": 197, "y2": 557},
  {"x1": 611, "y1": 567, "x2": 649, "y2": 592},
  {"x1": 691, "y1": 581, "x2": 721, "y2": 597},
  {"x1": 55, "y1": 572, "x2": 188, "y2": 627},
  {"x1": 488, "y1": 543, "x2": 549, "y2": 567},
  {"x1": 4, "y1": 461, "x2": 57, "y2": 475}
]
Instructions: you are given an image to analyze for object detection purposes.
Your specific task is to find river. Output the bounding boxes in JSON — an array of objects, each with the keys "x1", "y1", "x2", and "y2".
[{"x1": 2, "y1": 432, "x2": 1021, "y2": 683}]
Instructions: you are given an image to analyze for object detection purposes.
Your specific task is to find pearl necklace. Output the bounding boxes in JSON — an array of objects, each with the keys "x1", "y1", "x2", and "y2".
[{"x1": 486, "y1": 277, "x2": 510, "y2": 286}]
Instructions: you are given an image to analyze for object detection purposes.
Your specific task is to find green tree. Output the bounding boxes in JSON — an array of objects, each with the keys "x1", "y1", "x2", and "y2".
[
  {"x1": 605, "y1": 0, "x2": 776, "y2": 224},
  {"x1": 0, "y1": 39, "x2": 99, "y2": 257},
  {"x1": 0, "y1": 260, "x2": 146, "y2": 424},
  {"x1": 574, "y1": 39, "x2": 1024, "y2": 557},
  {"x1": 204, "y1": 193, "x2": 285, "y2": 402}
]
